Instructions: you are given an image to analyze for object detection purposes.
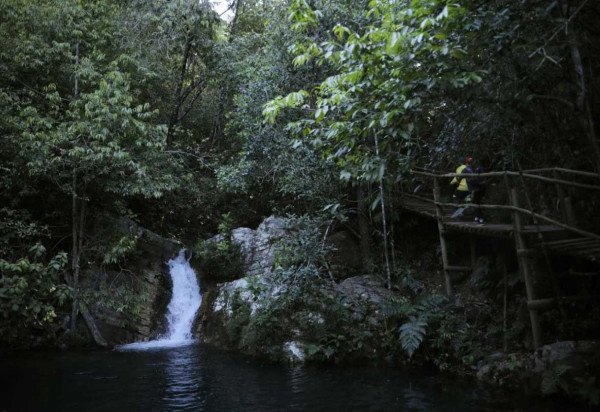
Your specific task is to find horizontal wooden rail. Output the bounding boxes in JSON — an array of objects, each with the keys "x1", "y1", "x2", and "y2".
[
  {"x1": 403, "y1": 193, "x2": 600, "y2": 241},
  {"x1": 431, "y1": 201, "x2": 600, "y2": 241},
  {"x1": 446, "y1": 265, "x2": 472, "y2": 272},
  {"x1": 401, "y1": 193, "x2": 436, "y2": 203},
  {"x1": 412, "y1": 170, "x2": 512, "y2": 178},
  {"x1": 523, "y1": 167, "x2": 600, "y2": 179},
  {"x1": 411, "y1": 170, "x2": 600, "y2": 191},
  {"x1": 527, "y1": 295, "x2": 597, "y2": 310},
  {"x1": 519, "y1": 172, "x2": 600, "y2": 191}
]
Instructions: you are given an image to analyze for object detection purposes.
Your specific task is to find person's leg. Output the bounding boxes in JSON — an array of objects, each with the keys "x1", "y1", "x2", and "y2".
[
  {"x1": 452, "y1": 190, "x2": 469, "y2": 219},
  {"x1": 455, "y1": 190, "x2": 468, "y2": 203},
  {"x1": 473, "y1": 190, "x2": 484, "y2": 222}
]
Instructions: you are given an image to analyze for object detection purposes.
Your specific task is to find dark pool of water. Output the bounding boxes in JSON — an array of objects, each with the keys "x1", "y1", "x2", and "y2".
[{"x1": 0, "y1": 344, "x2": 584, "y2": 412}]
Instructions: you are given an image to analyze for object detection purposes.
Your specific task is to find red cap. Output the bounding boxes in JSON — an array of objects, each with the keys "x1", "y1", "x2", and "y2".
[{"x1": 465, "y1": 156, "x2": 473, "y2": 164}]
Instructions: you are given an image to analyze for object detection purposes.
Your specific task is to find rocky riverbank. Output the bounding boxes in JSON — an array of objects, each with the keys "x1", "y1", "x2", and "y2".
[{"x1": 194, "y1": 216, "x2": 600, "y2": 405}]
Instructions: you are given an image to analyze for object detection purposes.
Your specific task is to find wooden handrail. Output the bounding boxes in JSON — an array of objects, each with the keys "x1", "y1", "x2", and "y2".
[
  {"x1": 523, "y1": 167, "x2": 600, "y2": 179},
  {"x1": 404, "y1": 193, "x2": 600, "y2": 240},
  {"x1": 411, "y1": 169, "x2": 600, "y2": 191},
  {"x1": 519, "y1": 171, "x2": 600, "y2": 191},
  {"x1": 429, "y1": 201, "x2": 600, "y2": 241},
  {"x1": 412, "y1": 170, "x2": 511, "y2": 178},
  {"x1": 555, "y1": 167, "x2": 600, "y2": 178},
  {"x1": 406, "y1": 167, "x2": 600, "y2": 241}
]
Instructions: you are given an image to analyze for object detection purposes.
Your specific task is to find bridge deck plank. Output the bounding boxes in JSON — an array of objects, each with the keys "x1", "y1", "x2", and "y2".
[{"x1": 400, "y1": 195, "x2": 599, "y2": 261}]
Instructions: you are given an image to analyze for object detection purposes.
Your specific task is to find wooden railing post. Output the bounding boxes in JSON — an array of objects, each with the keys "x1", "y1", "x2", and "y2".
[
  {"x1": 553, "y1": 168, "x2": 576, "y2": 225},
  {"x1": 553, "y1": 169, "x2": 568, "y2": 222},
  {"x1": 509, "y1": 183, "x2": 542, "y2": 349},
  {"x1": 556, "y1": 169, "x2": 577, "y2": 225},
  {"x1": 433, "y1": 176, "x2": 453, "y2": 297}
]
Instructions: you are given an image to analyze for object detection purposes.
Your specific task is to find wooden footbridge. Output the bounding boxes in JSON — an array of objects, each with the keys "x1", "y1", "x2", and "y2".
[{"x1": 400, "y1": 167, "x2": 600, "y2": 348}]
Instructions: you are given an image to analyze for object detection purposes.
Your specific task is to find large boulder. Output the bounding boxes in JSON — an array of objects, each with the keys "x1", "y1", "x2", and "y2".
[
  {"x1": 199, "y1": 271, "x2": 392, "y2": 362},
  {"x1": 197, "y1": 215, "x2": 394, "y2": 363},
  {"x1": 337, "y1": 275, "x2": 394, "y2": 306},
  {"x1": 476, "y1": 340, "x2": 600, "y2": 403},
  {"x1": 230, "y1": 216, "x2": 287, "y2": 277}
]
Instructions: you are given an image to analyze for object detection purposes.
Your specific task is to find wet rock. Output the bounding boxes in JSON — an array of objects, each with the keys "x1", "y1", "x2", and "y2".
[
  {"x1": 82, "y1": 216, "x2": 181, "y2": 346},
  {"x1": 533, "y1": 340, "x2": 598, "y2": 372},
  {"x1": 337, "y1": 275, "x2": 393, "y2": 306},
  {"x1": 201, "y1": 271, "x2": 392, "y2": 362},
  {"x1": 202, "y1": 216, "x2": 287, "y2": 280},
  {"x1": 231, "y1": 216, "x2": 287, "y2": 276},
  {"x1": 198, "y1": 216, "x2": 397, "y2": 362},
  {"x1": 476, "y1": 340, "x2": 600, "y2": 401}
]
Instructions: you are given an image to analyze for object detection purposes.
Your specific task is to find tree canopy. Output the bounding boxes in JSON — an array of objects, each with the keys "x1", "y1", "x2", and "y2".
[{"x1": 1, "y1": 0, "x2": 599, "y2": 356}]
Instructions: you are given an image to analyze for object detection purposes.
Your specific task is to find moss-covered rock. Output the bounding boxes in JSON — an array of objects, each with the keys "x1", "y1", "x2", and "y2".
[
  {"x1": 198, "y1": 270, "x2": 394, "y2": 363},
  {"x1": 476, "y1": 341, "x2": 600, "y2": 406}
]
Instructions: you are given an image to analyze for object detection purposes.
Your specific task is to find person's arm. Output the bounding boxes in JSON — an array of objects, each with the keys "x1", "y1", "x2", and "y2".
[{"x1": 450, "y1": 165, "x2": 463, "y2": 185}]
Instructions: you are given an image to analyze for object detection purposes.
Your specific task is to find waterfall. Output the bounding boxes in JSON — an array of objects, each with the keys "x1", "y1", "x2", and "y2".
[{"x1": 118, "y1": 250, "x2": 202, "y2": 350}]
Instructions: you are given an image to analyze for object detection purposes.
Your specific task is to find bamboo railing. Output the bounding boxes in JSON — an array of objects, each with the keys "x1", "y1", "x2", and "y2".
[
  {"x1": 409, "y1": 169, "x2": 600, "y2": 241},
  {"x1": 403, "y1": 166, "x2": 600, "y2": 348}
]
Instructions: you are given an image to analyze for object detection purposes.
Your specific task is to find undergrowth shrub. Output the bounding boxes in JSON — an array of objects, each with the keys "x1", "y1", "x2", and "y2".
[
  {"x1": 0, "y1": 247, "x2": 71, "y2": 346},
  {"x1": 196, "y1": 213, "x2": 244, "y2": 281}
]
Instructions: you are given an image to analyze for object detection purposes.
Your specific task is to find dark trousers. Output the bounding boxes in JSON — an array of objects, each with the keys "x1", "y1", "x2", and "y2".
[
  {"x1": 454, "y1": 190, "x2": 469, "y2": 202},
  {"x1": 472, "y1": 189, "x2": 485, "y2": 219}
]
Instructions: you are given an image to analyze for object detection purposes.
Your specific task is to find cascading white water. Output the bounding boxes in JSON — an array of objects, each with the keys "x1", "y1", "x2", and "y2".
[{"x1": 118, "y1": 250, "x2": 201, "y2": 350}]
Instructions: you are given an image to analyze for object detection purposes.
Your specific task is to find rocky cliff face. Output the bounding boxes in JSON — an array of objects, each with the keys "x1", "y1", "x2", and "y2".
[
  {"x1": 229, "y1": 216, "x2": 288, "y2": 277},
  {"x1": 197, "y1": 216, "x2": 390, "y2": 363},
  {"x1": 82, "y1": 216, "x2": 182, "y2": 345}
]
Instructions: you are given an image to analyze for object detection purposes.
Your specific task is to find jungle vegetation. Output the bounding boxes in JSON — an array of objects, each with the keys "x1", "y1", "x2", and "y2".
[{"x1": 1, "y1": 2, "x2": 599, "y2": 397}]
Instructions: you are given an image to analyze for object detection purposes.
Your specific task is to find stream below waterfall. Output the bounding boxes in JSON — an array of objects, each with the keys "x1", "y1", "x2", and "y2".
[
  {"x1": 0, "y1": 250, "x2": 587, "y2": 411},
  {"x1": 0, "y1": 345, "x2": 585, "y2": 411}
]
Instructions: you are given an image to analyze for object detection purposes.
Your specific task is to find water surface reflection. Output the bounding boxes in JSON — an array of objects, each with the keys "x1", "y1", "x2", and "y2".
[
  {"x1": 0, "y1": 344, "x2": 584, "y2": 411},
  {"x1": 164, "y1": 345, "x2": 202, "y2": 410}
]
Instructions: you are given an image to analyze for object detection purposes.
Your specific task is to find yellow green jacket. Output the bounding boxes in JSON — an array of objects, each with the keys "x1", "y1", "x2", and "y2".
[{"x1": 451, "y1": 164, "x2": 469, "y2": 191}]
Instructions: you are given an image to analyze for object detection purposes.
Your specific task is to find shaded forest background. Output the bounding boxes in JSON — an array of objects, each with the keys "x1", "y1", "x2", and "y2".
[{"x1": 1, "y1": 0, "x2": 599, "y2": 362}]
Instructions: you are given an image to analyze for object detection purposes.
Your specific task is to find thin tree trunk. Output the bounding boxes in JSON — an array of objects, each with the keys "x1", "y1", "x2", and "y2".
[
  {"x1": 374, "y1": 135, "x2": 392, "y2": 289},
  {"x1": 229, "y1": 0, "x2": 244, "y2": 39},
  {"x1": 167, "y1": 34, "x2": 193, "y2": 146},
  {"x1": 502, "y1": 262, "x2": 508, "y2": 352},
  {"x1": 80, "y1": 303, "x2": 108, "y2": 347},
  {"x1": 356, "y1": 185, "x2": 371, "y2": 273},
  {"x1": 560, "y1": 0, "x2": 600, "y2": 171},
  {"x1": 70, "y1": 171, "x2": 79, "y2": 331},
  {"x1": 70, "y1": 40, "x2": 81, "y2": 332},
  {"x1": 389, "y1": 186, "x2": 397, "y2": 273}
]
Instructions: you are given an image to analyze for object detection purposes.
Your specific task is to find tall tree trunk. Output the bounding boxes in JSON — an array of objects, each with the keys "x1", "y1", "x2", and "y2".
[
  {"x1": 560, "y1": 0, "x2": 600, "y2": 171},
  {"x1": 228, "y1": 0, "x2": 244, "y2": 39},
  {"x1": 356, "y1": 185, "x2": 372, "y2": 273},
  {"x1": 167, "y1": 34, "x2": 193, "y2": 146},
  {"x1": 374, "y1": 135, "x2": 392, "y2": 289},
  {"x1": 70, "y1": 171, "x2": 80, "y2": 330},
  {"x1": 69, "y1": 40, "x2": 81, "y2": 331}
]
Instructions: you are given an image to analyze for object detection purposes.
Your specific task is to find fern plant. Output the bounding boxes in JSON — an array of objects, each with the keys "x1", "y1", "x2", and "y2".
[
  {"x1": 381, "y1": 296, "x2": 413, "y2": 318},
  {"x1": 541, "y1": 363, "x2": 572, "y2": 395},
  {"x1": 381, "y1": 293, "x2": 448, "y2": 358},
  {"x1": 399, "y1": 315, "x2": 428, "y2": 357}
]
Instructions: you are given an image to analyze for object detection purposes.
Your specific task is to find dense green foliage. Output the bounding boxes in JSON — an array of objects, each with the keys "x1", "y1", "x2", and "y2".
[
  {"x1": 0, "y1": 249, "x2": 70, "y2": 344},
  {"x1": 195, "y1": 213, "x2": 244, "y2": 281},
  {"x1": 1, "y1": 0, "x2": 599, "y2": 403}
]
